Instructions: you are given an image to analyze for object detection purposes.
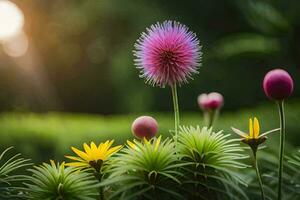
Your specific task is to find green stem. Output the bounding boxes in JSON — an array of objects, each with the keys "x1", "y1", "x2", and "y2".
[
  {"x1": 277, "y1": 100, "x2": 285, "y2": 200},
  {"x1": 171, "y1": 84, "x2": 180, "y2": 148},
  {"x1": 95, "y1": 171, "x2": 104, "y2": 200},
  {"x1": 253, "y1": 151, "x2": 265, "y2": 200},
  {"x1": 205, "y1": 109, "x2": 219, "y2": 128}
]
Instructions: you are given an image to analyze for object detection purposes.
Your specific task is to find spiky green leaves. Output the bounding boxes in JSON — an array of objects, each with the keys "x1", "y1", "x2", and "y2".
[
  {"x1": 102, "y1": 136, "x2": 182, "y2": 200},
  {"x1": 25, "y1": 161, "x2": 99, "y2": 200},
  {"x1": 0, "y1": 147, "x2": 31, "y2": 199},
  {"x1": 287, "y1": 150, "x2": 300, "y2": 168},
  {"x1": 177, "y1": 126, "x2": 248, "y2": 199}
]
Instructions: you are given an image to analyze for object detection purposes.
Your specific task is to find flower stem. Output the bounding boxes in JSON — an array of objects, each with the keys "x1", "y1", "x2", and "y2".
[
  {"x1": 95, "y1": 171, "x2": 104, "y2": 200},
  {"x1": 171, "y1": 84, "x2": 180, "y2": 147},
  {"x1": 253, "y1": 151, "x2": 265, "y2": 200},
  {"x1": 277, "y1": 100, "x2": 285, "y2": 200},
  {"x1": 205, "y1": 109, "x2": 219, "y2": 128}
]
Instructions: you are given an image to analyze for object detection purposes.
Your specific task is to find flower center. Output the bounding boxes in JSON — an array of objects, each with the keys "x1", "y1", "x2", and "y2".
[
  {"x1": 89, "y1": 159, "x2": 103, "y2": 172},
  {"x1": 159, "y1": 50, "x2": 177, "y2": 67}
]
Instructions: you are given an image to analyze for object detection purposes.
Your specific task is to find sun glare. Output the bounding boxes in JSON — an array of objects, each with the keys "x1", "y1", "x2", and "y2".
[{"x1": 0, "y1": 1, "x2": 24, "y2": 40}]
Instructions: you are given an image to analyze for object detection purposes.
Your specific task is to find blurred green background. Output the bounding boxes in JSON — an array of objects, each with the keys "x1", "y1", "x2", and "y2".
[{"x1": 0, "y1": 0, "x2": 299, "y2": 162}]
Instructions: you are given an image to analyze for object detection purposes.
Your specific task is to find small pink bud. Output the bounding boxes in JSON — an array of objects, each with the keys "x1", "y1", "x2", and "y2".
[
  {"x1": 263, "y1": 69, "x2": 294, "y2": 101},
  {"x1": 198, "y1": 92, "x2": 224, "y2": 111},
  {"x1": 131, "y1": 116, "x2": 158, "y2": 139}
]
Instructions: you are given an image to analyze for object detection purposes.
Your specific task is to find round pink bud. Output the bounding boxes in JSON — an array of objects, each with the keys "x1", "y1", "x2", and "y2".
[
  {"x1": 131, "y1": 116, "x2": 158, "y2": 139},
  {"x1": 198, "y1": 92, "x2": 224, "y2": 110},
  {"x1": 263, "y1": 69, "x2": 294, "y2": 101}
]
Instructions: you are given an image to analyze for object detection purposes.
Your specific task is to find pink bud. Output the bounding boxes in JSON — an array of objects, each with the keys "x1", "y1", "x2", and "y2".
[
  {"x1": 131, "y1": 116, "x2": 158, "y2": 139},
  {"x1": 263, "y1": 69, "x2": 294, "y2": 101},
  {"x1": 198, "y1": 92, "x2": 224, "y2": 111}
]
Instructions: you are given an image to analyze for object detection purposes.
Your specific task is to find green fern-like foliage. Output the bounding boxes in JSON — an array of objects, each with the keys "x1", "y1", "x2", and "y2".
[
  {"x1": 287, "y1": 150, "x2": 300, "y2": 168},
  {"x1": 253, "y1": 150, "x2": 300, "y2": 200},
  {"x1": 102, "y1": 136, "x2": 182, "y2": 200},
  {"x1": 0, "y1": 147, "x2": 31, "y2": 199},
  {"x1": 25, "y1": 161, "x2": 99, "y2": 200},
  {"x1": 177, "y1": 126, "x2": 248, "y2": 200},
  {"x1": 284, "y1": 150, "x2": 300, "y2": 199}
]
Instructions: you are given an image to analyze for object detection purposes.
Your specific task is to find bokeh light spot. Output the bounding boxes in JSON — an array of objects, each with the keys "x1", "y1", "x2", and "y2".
[
  {"x1": 0, "y1": 0, "x2": 24, "y2": 40},
  {"x1": 3, "y1": 31, "x2": 29, "y2": 57}
]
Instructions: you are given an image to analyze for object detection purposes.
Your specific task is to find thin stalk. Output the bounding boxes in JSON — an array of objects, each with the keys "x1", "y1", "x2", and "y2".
[
  {"x1": 253, "y1": 151, "x2": 265, "y2": 200},
  {"x1": 207, "y1": 111, "x2": 214, "y2": 128},
  {"x1": 206, "y1": 109, "x2": 219, "y2": 128},
  {"x1": 95, "y1": 171, "x2": 104, "y2": 200},
  {"x1": 171, "y1": 84, "x2": 180, "y2": 147},
  {"x1": 277, "y1": 100, "x2": 285, "y2": 200}
]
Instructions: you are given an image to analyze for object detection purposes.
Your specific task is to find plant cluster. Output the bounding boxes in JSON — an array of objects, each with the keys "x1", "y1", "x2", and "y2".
[{"x1": 0, "y1": 20, "x2": 298, "y2": 200}]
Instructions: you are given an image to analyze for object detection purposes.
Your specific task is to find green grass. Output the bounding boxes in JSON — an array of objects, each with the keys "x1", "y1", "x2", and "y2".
[{"x1": 0, "y1": 100, "x2": 300, "y2": 163}]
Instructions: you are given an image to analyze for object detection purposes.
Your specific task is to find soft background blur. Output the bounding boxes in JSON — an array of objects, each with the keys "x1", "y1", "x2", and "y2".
[{"x1": 0, "y1": 0, "x2": 299, "y2": 162}]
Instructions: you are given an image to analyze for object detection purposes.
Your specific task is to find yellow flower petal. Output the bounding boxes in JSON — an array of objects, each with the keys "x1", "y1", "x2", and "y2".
[
  {"x1": 98, "y1": 142, "x2": 104, "y2": 149},
  {"x1": 65, "y1": 162, "x2": 89, "y2": 167},
  {"x1": 91, "y1": 142, "x2": 104, "y2": 161},
  {"x1": 99, "y1": 141, "x2": 109, "y2": 152},
  {"x1": 91, "y1": 142, "x2": 98, "y2": 152},
  {"x1": 97, "y1": 141, "x2": 110, "y2": 160},
  {"x1": 254, "y1": 117, "x2": 260, "y2": 138},
  {"x1": 83, "y1": 143, "x2": 92, "y2": 157},
  {"x1": 249, "y1": 118, "x2": 253, "y2": 138},
  {"x1": 65, "y1": 155, "x2": 85, "y2": 162},
  {"x1": 107, "y1": 140, "x2": 114, "y2": 149},
  {"x1": 231, "y1": 127, "x2": 249, "y2": 139},
  {"x1": 71, "y1": 147, "x2": 90, "y2": 161},
  {"x1": 104, "y1": 145, "x2": 122, "y2": 159},
  {"x1": 101, "y1": 140, "x2": 114, "y2": 153}
]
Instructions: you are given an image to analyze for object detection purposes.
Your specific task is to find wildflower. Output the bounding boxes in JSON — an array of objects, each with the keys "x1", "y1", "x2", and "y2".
[
  {"x1": 232, "y1": 117, "x2": 279, "y2": 200},
  {"x1": 263, "y1": 69, "x2": 293, "y2": 101},
  {"x1": 232, "y1": 117, "x2": 279, "y2": 150},
  {"x1": 198, "y1": 92, "x2": 224, "y2": 111},
  {"x1": 134, "y1": 20, "x2": 201, "y2": 146},
  {"x1": 131, "y1": 116, "x2": 158, "y2": 139},
  {"x1": 134, "y1": 20, "x2": 201, "y2": 87},
  {"x1": 263, "y1": 68, "x2": 294, "y2": 200},
  {"x1": 198, "y1": 92, "x2": 224, "y2": 128},
  {"x1": 65, "y1": 140, "x2": 122, "y2": 172}
]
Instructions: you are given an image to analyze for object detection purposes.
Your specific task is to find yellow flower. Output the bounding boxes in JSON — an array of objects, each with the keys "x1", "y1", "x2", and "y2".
[
  {"x1": 232, "y1": 117, "x2": 280, "y2": 146},
  {"x1": 65, "y1": 140, "x2": 122, "y2": 171}
]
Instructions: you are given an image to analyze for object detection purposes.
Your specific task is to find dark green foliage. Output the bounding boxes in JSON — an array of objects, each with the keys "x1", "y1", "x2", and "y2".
[
  {"x1": 243, "y1": 150, "x2": 300, "y2": 200},
  {"x1": 0, "y1": 147, "x2": 31, "y2": 199}
]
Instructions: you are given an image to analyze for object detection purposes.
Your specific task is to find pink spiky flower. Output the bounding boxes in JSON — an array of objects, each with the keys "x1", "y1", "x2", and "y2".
[{"x1": 134, "y1": 20, "x2": 201, "y2": 87}]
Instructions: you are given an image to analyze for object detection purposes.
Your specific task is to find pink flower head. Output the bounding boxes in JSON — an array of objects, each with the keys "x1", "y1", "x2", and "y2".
[
  {"x1": 134, "y1": 20, "x2": 201, "y2": 87},
  {"x1": 131, "y1": 116, "x2": 158, "y2": 140},
  {"x1": 263, "y1": 69, "x2": 294, "y2": 101},
  {"x1": 198, "y1": 92, "x2": 224, "y2": 111}
]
